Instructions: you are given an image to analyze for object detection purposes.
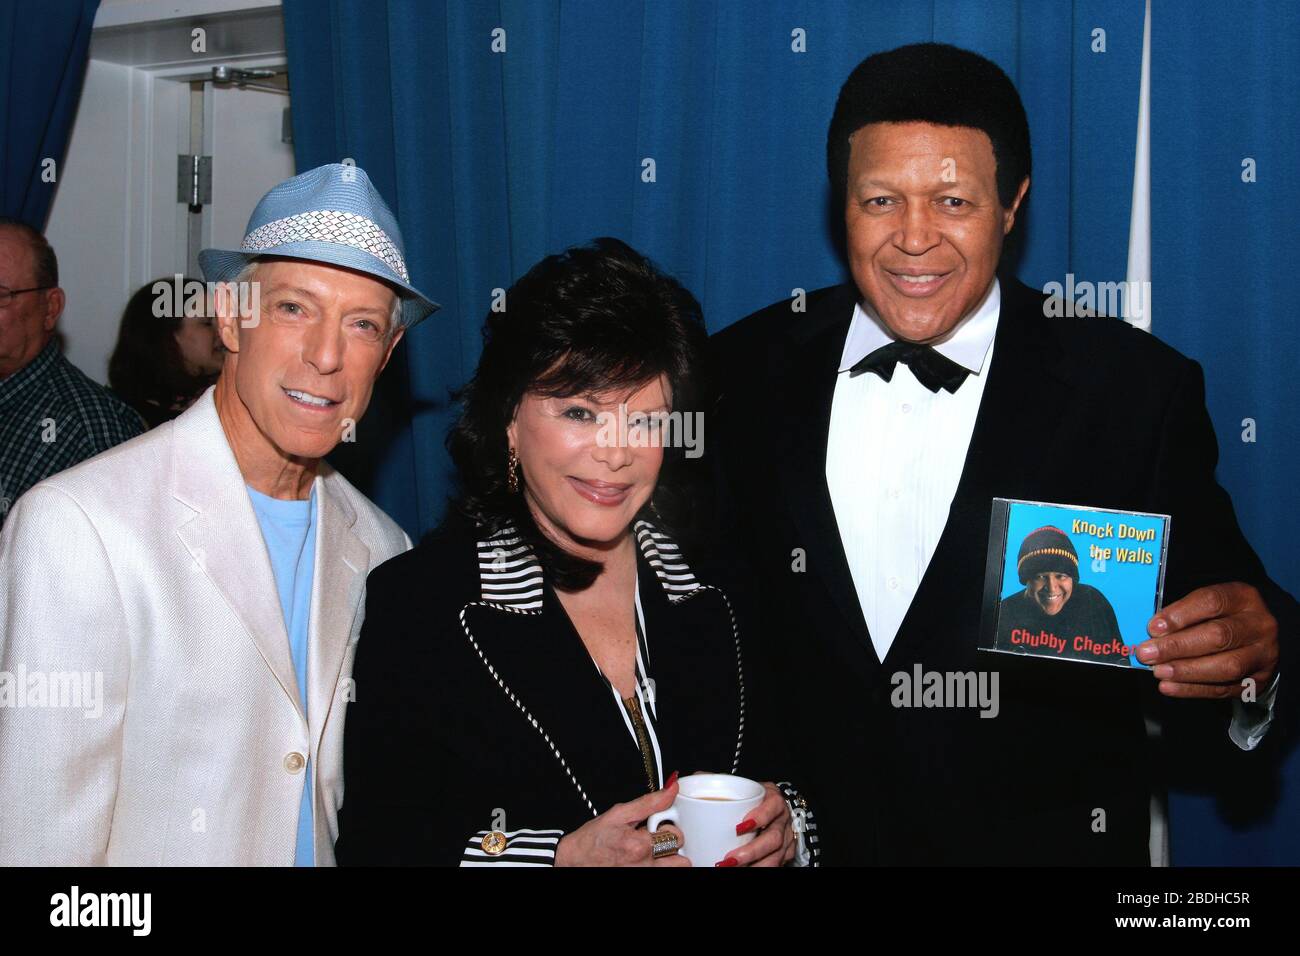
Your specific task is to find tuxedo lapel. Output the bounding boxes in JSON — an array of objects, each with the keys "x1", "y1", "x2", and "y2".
[
  {"x1": 886, "y1": 279, "x2": 1075, "y2": 667},
  {"x1": 775, "y1": 285, "x2": 877, "y2": 663},
  {"x1": 169, "y1": 391, "x2": 303, "y2": 720}
]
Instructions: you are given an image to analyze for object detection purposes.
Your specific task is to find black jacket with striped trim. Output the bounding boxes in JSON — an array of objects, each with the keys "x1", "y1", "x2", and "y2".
[{"x1": 334, "y1": 512, "x2": 817, "y2": 866}]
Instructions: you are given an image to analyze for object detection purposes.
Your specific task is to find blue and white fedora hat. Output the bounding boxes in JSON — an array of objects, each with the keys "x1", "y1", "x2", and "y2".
[{"x1": 198, "y1": 163, "x2": 439, "y2": 328}]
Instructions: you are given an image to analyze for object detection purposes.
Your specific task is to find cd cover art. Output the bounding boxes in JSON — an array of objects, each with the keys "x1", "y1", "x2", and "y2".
[{"x1": 979, "y1": 499, "x2": 1171, "y2": 669}]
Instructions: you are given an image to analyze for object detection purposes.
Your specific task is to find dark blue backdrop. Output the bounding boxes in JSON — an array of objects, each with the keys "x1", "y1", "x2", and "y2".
[{"x1": 283, "y1": 0, "x2": 1299, "y2": 864}]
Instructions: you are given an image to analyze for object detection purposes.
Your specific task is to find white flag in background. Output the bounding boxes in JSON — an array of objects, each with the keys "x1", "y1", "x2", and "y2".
[{"x1": 1126, "y1": 0, "x2": 1152, "y2": 332}]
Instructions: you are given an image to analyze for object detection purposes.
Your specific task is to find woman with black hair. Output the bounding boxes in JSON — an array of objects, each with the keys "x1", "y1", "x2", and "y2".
[
  {"x1": 335, "y1": 238, "x2": 816, "y2": 867},
  {"x1": 108, "y1": 278, "x2": 224, "y2": 428}
]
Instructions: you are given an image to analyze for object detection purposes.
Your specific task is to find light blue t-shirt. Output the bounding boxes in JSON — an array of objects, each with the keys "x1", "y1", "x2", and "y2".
[{"x1": 247, "y1": 484, "x2": 317, "y2": 867}]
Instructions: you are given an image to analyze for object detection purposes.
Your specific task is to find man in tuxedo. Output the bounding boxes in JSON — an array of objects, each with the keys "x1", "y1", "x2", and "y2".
[{"x1": 711, "y1": 43, "x2": 1294, "y2": 865}]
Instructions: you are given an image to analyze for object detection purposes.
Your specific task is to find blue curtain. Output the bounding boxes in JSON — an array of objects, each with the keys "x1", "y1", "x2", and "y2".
[
  {"x1": 1153, "y1": 3, "x2": 1300, "y2": 865},
  {"x1": 0, "y1": 0, "x2": 100, "y2": 227},
  {"x1": 284, "y1": 0, "x2": 1298, "y2": 863}
]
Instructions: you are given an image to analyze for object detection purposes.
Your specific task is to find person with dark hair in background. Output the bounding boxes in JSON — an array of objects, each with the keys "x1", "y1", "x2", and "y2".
[
  {"x1": 0, "y1": 217, "x2": 143, "y2": 526},
  {"x1": 711, "y1": 43, "x2": 1295, "y2": 865},
  {"x1": 109, "y1": 278, "x2": 225, "y2": 429},
  {"x1": 336, "y1": 237, "x2": 816, "y2": 867}
]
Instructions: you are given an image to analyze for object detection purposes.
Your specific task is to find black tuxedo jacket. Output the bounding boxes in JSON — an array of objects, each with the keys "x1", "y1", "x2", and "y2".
[{"x1": 709, "y1": 276, "x2": 1297, "y2": 865}]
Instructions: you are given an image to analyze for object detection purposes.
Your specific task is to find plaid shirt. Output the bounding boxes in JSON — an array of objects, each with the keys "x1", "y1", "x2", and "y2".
[{"x1": 0, "y1": 340, "x2": 145, "y2": 527}]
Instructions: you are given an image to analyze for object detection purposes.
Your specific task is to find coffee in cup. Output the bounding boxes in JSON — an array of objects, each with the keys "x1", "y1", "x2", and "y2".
[{"x1": 648, "y1": 773, "x2": 765, "y2": 865}]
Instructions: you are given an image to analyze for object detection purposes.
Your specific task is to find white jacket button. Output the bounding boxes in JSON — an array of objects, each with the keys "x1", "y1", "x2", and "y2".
[{"x1": 284, "y1": 752, "x2": 306, "y2": 773}]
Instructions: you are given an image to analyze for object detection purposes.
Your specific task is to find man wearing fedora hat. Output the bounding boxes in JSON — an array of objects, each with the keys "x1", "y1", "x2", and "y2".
[{"x1": 0, "y1": 163, "x2": 438, "y2": 866}]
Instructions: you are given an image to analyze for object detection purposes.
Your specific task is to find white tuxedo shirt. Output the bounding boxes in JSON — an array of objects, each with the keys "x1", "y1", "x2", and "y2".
[{"x1": 826, "y1": 278, "x2": 1000, "y2": 661}]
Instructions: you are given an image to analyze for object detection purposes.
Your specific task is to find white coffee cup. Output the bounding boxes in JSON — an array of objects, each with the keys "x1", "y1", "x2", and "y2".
[{"x1": 647, "y1": 773, "x2": 765, "y2": 866}]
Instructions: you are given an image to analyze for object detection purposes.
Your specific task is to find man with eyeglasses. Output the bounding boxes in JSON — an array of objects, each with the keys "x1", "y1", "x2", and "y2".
[{"x1": 0, "y1": 218, "x2": 144, "y2": 527}]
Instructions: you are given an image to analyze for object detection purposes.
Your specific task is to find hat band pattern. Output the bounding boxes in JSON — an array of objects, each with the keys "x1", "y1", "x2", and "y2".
[
  {"x1": 1017, "y1": 547, "x2": 1079, "y2": 571},
  {"x1": 240, "y1": 209, "x2": 410, "y2": 282}
]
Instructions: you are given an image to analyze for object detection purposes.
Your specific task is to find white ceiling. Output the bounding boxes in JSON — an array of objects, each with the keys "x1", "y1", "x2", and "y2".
[{"x1": 90, "y1": 0, "x2": 285, "y2": 70}]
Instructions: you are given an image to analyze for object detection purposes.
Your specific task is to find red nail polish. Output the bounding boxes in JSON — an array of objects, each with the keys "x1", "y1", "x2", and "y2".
[
  {"x1": 735, "y1": 818, "x2": 757, "y2": 835},
  {"x1": 715, "y1": 857, "x2": 739, "y2": 867},
  {"x1": 664, "y1": 770, "x2": 678, "y2": 788}
]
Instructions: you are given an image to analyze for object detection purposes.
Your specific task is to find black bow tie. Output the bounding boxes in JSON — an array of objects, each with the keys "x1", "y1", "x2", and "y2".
[{"x1": 848, "y1": 340, "x2": 971, "y2": 394}]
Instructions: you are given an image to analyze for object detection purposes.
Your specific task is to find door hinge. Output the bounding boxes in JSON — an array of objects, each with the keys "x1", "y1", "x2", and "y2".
[{"x1": 177, "y1": 154, "x2": 212, "y2": 211}]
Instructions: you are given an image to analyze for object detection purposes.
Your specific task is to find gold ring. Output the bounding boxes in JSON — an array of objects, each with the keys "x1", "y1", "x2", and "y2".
[{"x1": 651, "y1": 829, "x2": 680, "y2": 859}]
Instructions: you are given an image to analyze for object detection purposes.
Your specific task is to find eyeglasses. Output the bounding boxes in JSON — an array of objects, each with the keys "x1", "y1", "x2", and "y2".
[{"x1": 0, "y1": 285, "x2": 53, "y2": 308}]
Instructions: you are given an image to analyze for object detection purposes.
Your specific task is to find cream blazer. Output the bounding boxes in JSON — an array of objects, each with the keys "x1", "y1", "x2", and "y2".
[{"x1": 0, "y1": 388, "x2": 410, "y2": 865}]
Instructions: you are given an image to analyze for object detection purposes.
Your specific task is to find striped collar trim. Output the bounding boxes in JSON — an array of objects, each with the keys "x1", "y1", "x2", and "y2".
[
  {"x1": 632, "y1": 519, "x2": 701, "y2": 599},
  {"x1": 475, "y1": 519, "x2": 700, "y2": 610},
  {"x1": 476, "y1": 531, "x2": 546, "y2": 611}
]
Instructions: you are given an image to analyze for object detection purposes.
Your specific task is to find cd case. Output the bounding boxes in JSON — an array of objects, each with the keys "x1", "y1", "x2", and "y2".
[{"x1": 978, "y1": 499, "x2": 1171, "y2": 669}]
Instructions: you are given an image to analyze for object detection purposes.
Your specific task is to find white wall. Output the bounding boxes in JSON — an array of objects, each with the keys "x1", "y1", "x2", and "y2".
[
  {"x1": 208, "y1": 84, "x2": 295, "y2": 252},
  {"x1": 45, "y1": 60, "x2": 190, "y2": 386},
  {"x1": 94, "y1": 0, "x2": 280, "y2": 30},
  {"x1": 44, "y1": 60, "x2": 138, "y2": 385}
]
